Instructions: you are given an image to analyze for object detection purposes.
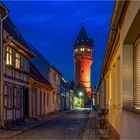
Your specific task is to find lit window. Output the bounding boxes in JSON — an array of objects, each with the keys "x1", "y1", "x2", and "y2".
[
  {"x1": 75, "y1": 49, "x2": 78, "y2": 52},
  {"x1": 6, "y1": 47, "x2": 12, "y2": 65},
  {"x1": 80, "y1": 48, "x2": 85, "y2": 51},
  {"x1": 15, "y1": 53, "x2": 20, "y2": 69},
  {"x1": 87, "y1": 49, "x2": 91, "y2": 52}
]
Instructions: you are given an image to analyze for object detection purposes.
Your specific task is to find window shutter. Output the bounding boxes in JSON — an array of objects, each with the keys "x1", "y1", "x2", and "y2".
[{"x1": 134, "y1": 38, "x2": 140, "y2": 110}]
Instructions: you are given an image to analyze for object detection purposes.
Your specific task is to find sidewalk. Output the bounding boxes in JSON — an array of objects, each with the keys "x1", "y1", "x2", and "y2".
[
  {"x1": 82, "y1": 110, "x2": 100, "y2": 139},
  {"x1": 0, "y1": 111, "x2": 68, "y2": 139}
]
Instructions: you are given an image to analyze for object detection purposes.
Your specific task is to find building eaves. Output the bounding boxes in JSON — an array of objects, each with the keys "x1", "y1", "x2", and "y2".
[
  {"x1": 30, "y1": 64, "x2": 53, "y2": 90},
  {"x1": 28, "y1": 43, "x2": 62, "y2": 78},
  {"x1": 3, "y1": 17, "x2": 34, "y2": 58},
  {"x1": 101, "y1": 1, "x2": 127, "y2": 78}
]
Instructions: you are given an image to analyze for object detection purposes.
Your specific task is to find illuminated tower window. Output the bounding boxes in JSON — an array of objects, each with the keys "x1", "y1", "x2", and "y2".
[
  {"x1": 80, "y1": 48, "x2": 85, "y2": 51},
  {"x1": 75, "y1": 49, "x2": 78, "y2": 52},
  {"x1": 87, "y1": 49, "x2": 91, "y2": 52}
]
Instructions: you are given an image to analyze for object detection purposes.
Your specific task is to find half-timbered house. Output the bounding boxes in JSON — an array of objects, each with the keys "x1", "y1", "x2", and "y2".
[{"x1": 1, "y1": 16, "x2": 34, "y2": 127}]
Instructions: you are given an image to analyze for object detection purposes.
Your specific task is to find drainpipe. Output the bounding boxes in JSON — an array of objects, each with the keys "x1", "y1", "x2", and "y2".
[{"x1": 0, "y1": 4, "x2": 8, "y2": 128}]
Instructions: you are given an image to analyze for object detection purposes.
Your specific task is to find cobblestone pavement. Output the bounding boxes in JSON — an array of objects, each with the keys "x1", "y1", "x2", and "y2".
[
  {"x1": 0, "y1": 111, "x2": 63, "y2": 139},
  {"x1": 82, "y1": 110, "x2": 99, "y2": 139},
  {"x1": 9, "y1": 109, "x2": 91, "y2": 139}
]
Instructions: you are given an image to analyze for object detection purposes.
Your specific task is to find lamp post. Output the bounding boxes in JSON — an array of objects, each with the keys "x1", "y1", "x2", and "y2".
[{"x1": 78, "y1": 91, "x2": 83, "y2": 108}]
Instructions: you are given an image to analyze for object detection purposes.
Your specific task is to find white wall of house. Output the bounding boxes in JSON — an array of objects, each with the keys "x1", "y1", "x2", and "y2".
[
  {"x1": 29, "y1": 83, "x2": 53, "y2": 119},
  {"x1": 48, "y1": 67, "x2": 61, "y2": 112},
  {"x1": 102, "y1": 1, "x2": 140, "y2": 138}
]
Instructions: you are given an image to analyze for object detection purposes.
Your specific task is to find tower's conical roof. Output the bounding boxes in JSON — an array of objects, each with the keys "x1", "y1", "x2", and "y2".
[
  {"x1": 74, "y1": 25, "x2": 93, "y2": 47},
  {"x1": 77, "y1": 25, "x2": 88, "y2": 41}
]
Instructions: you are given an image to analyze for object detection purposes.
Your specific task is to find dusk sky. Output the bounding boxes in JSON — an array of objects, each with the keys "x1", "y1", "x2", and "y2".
[{"x1": 4, "y1": 1, "x2": 114, "y2": 87}]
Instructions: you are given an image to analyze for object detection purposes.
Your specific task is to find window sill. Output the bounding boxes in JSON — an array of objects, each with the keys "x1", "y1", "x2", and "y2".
[{"x1": 6, "y1": 64, "x2": 14, "y2": 69}]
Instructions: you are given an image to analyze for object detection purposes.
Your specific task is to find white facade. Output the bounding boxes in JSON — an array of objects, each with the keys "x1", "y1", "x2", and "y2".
[
  {"x1": 48, "y1": 67, "x2": 61, "y2": 112},
  {"x1": 99, "y1": 1, "x2": 140, "y2": 139}
]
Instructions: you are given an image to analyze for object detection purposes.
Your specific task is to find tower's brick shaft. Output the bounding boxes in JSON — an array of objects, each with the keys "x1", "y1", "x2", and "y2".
[{"x1": 74, "y1": 25, "x2": 93, "y2": 98}]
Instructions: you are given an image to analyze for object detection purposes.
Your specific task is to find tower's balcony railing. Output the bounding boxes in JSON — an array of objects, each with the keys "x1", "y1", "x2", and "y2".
[{"x1": 74, "y1": 54, "x2": 92, "y2": 60}]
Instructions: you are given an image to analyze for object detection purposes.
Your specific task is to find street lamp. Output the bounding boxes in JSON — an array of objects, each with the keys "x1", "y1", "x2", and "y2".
[{"x1": 79, "y1": 91, "x2": 83, "y2": 97}]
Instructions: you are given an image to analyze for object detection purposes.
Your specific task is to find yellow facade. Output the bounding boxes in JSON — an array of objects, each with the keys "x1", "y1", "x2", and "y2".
[{"x1": 98, "y1": 1, "x2": 140, "y2": 139}]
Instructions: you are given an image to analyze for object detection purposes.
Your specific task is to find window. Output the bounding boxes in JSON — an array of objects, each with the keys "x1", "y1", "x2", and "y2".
[
  {"x1": 80, "y1": 48, "x2": 85, "y2": 52},
  {"x1": 21, "y1": 55, "x2": 24, "y2": 70},
  {"x1": 6, "y1": 46, "x2": 12, "y2": 65},
  {"x1": 15, "y1": 53, "x2": 20, "y2": 69},
  {"x1": 75, "y1": 49, "x2": 78, "y2": 52},
  {"x1": 7, "y1": 86, "x2": 14, "y2": 108},
  {"x1": 23, "y1": 57, "x2": 28, "y2": 72},
  {"x1": 87, "y1": 49, "x2": 91, "y2": 52},
  {"x1": 15, "y1": 88, "x2": 21, "y2": 108}
]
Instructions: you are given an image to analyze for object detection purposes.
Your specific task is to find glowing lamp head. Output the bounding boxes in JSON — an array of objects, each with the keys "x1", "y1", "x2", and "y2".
[{"x1": 79, "y1": 91, "x2": 83, "y2": 97}]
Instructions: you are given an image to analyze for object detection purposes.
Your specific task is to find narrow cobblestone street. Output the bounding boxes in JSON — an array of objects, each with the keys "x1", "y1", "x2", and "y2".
[
  {"x1": 4, "y1": 109, "x2": 98, "y2": 139},
  {"x1": 0, "y1": 1, "x2": 140, "y2": 139}
]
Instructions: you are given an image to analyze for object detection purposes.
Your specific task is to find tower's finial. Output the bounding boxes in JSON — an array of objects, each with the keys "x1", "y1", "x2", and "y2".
[{"x1": 82, "y1": 17, "x2": 85, "y2": 26}]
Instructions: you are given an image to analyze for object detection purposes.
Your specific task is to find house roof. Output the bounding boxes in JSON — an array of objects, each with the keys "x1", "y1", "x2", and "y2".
[
  {"x1": 3, "y1": 17, "x2": 34, "y2": 57},
  {"x1": 77, "y1": 25, "x2": 88, "y2": 41},
  {"x1": 30, "y1": 64, "x2": 53, "y2": 89},
  {"x1": 74, "y1": 25, "x2": 93, "y2": 47},
  {"x1": 29, "y1": 44, "x2": 62, "y2": 76}
]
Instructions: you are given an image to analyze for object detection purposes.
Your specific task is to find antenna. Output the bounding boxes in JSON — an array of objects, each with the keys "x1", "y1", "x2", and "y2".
[{"x1": 82, "y1": 17, "x2": 85, "y2": 26}]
